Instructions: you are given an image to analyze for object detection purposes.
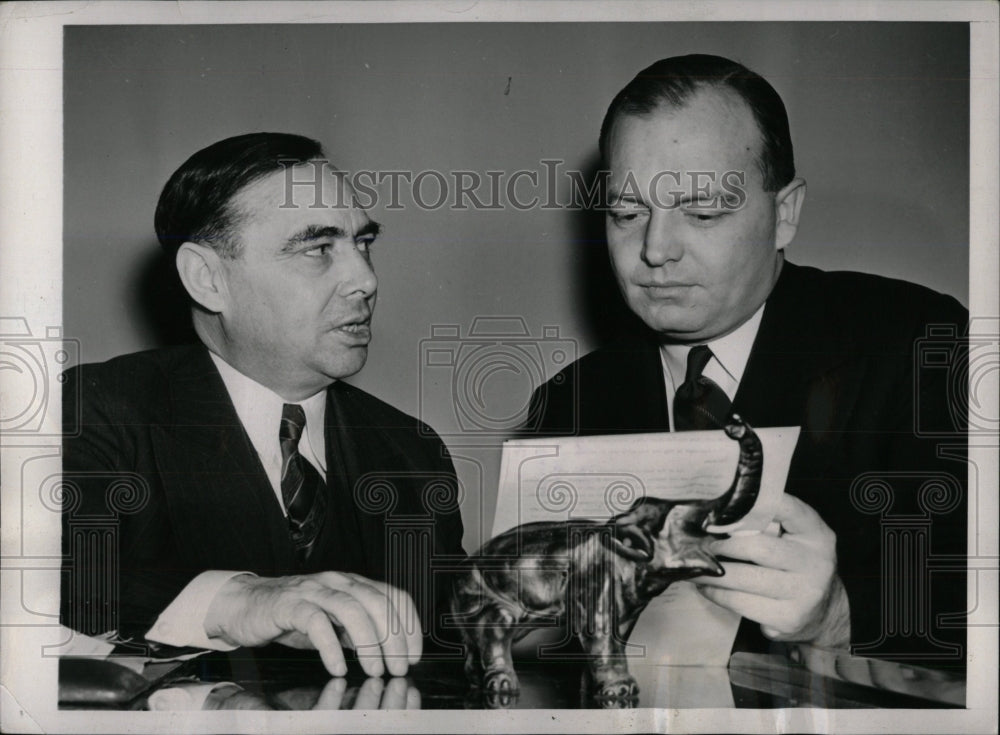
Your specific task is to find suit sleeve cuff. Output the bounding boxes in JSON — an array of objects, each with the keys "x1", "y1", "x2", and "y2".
[{"x1": 146, "y1": 571, "x2": 256, "y2": 650}]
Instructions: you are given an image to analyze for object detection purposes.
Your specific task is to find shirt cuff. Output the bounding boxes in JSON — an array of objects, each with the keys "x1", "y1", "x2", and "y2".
[{"x1": 145, "y1": 570, "x2": 256, "y2": 650}]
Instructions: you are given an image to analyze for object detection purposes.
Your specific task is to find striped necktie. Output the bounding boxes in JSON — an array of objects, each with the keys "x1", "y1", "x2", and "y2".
[
  {"x1": 279, "y1": 403, "x2": 327, "y2": 561},
  {"x1": 673, "y1": 345, "x2": 733, "y2": 431}
]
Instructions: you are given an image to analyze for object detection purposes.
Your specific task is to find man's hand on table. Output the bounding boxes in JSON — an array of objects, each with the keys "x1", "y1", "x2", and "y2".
[
  {"x1": 204, "y1": 572, "x2": 422, "y2": 677},
  {"x1": 201, "y1": 677, "x2": 421, "y2": 710},
  {"x1": 695, "y1": 493, "x2": 852, "y2": 648},
  {"x1": 277, "y1": 677, "x2": 421, "y2": 710}
]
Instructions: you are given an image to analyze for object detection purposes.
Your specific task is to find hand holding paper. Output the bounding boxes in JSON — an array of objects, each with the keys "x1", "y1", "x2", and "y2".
[
  {"x1": 695, "y1": 493, "x2": 851, "y2": 648},
  {"x1": 491, "y1": 423, "x2": 803, "y2": 669}
]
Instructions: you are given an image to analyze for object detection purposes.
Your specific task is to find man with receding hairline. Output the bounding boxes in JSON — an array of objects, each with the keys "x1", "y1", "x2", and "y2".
[
  {"x1": 531, "y1": 54, "x2": 967, "y2": 668},
  {"x1": 61, "y1": 132, "x2": 465, "y2": 678}
]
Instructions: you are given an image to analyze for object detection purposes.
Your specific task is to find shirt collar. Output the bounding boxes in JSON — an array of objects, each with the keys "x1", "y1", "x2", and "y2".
[
  {"x1": 659, "y1": 302, "x2": 766, "y2": 391},
  {"x1": 208, "y1": 352, "x2": 328, "y2": 469}
]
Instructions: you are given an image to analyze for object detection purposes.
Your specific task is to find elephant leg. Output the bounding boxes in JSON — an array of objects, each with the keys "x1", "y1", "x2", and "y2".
[
  {"x1": 574, "y1": 573, "x2": 639, "y2": 702},
  {"x1": 450, "y1": 574, "x2": 520, "y2": 702},
  {"x1": 474, "y1": 604, "x2": 520, "y2": 696}
]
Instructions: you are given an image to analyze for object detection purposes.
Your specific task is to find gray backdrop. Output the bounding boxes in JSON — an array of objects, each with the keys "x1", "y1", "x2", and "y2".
[{"x1": 64, "y1": 22, "x2": 970, "y2": 548}]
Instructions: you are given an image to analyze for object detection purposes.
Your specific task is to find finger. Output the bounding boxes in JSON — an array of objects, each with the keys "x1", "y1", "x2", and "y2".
[
  {"x1": 773, "y1": 494, "x2": 830, "y2": 537},
  {"x1": 272, "y1": 685, "x2": 321, "y2": 710},
  {"x1": 868, "y1": 659, "x2": 909, "y2": 692},
  {"x1": 406, "y1": 684, "x2": 421, "y2": 710},
  {"x1": 225, "y1": 691, "x2": 272, "y2": 710},
  {"x1": 797, "y1": 646, "x2": 841, "y2": 679},
  {"x1": 381, "y1": 677, "x2": 410, "y2": 710},
  {"x1": 312, "y1": 590, "x2": 385, "y2": 677},
  {"x1": 274, "y1": 630, "x2": 316, "y2": 650},
  {"x1": 709, "y1": 534, "x2": 819, "y2": 573},
  {"x1": 348, "y1": 575, "x2": 423, "y2": 668},
  {"x1": 357, "y1": 576, "x2": 424, "y2": 664},
  {"x1": 695, "y1": 561, "x2": 799, "y2": 599},
  {"x1": 315, "y1": 677, "x2": 348, "y2": 710},
  {"x1": 391, "y1": 587, "x2": 423, "y2": 665},
  {"x1": 697, "y1": 585, "x2": 794, "y2": 632},
  {"x1": 331, "y1": 577, "x2": 409, "y2": 676},
  {"x1": 353, "y1": 677, "x2": 385, "y2": 710},
  {"x1": 290, "y1": 603, "x2": 348, "y2": 678}
]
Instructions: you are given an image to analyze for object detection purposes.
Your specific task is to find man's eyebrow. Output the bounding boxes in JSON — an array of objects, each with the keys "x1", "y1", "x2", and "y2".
[
  {"x1": 675, "y1": 191, "x2": 720, "y2": 205},
  {"x1": 675, "y1": 189, "x2": 741, "y2": 206},
  {"x1": 607, "y1": 189, "x2": 645, "y2": 205},
  {"x1": 355, "y1": 220, "x2": 382, "y2": 239},
  {"x1": 282, "y1": 221, "x2": 382, "y2": 250}
]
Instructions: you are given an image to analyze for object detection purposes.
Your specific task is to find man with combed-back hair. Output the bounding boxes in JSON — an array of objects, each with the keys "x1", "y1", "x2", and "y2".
[
  {"x1": 530, "y1": 55, "x2": 968, "y2": 670},
  {"x1": 61, "y1": 132, "x2": 465, "y2": 678}
]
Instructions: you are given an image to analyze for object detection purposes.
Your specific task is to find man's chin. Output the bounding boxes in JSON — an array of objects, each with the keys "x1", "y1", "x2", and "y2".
[
  {"x1": 319, "y1": 347, "x2": 369, "y2": 381},
  {"x1": 636, "y1": 306, "x2": 707, "y2": 341}
]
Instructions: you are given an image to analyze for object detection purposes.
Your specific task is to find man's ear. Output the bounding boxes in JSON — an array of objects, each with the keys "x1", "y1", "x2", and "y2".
[
  {"x1": 773, "y1": 177, "x2": 806, "y2": 251},
  {"x1": 175, "y1": 242, "x2": 228, "y2": 313}
]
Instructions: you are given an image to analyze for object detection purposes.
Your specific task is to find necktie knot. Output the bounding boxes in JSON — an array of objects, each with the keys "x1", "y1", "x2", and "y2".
[
  {"x1": 674, "y1": 345, "x2": 732, "y2": 431},
  {"x1": 685, "y1": 345, "x2": 714, "y2": 383},
  {"x1": 280, "y1": 403, "x2": 307, "y2": 446}
]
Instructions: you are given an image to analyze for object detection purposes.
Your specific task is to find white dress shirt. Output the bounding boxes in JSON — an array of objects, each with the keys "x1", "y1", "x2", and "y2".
[
  {"x1": 145, "y1": 353, "x2": 330, "y2": 649},
  {"x1": 209, "y1": 353, "x2": 328, "y2": 502},
  {"x1": 658, "y1": 304, "x2": 765, "y2": 427}
]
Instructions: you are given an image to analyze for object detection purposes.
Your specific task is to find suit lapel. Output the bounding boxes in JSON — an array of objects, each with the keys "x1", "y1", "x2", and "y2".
[
  {"x1": 151, "y1": 347, "x2": 296, "y2": 573},
  {"x1": 588, "y1": 339, "x2": 669, "y2": 435},
  {"x1": 311, "y1": 382, "x2": 382, "y2": 578},
  {"x1": 734, "y1": 263, "x2": 854, "y2": 428},
  {"x1": 621, "y1": 339, "x2": 671, "y2": 433},
  {"x1": 733, "y1": 263, "x2": 866, "y2": 482}
]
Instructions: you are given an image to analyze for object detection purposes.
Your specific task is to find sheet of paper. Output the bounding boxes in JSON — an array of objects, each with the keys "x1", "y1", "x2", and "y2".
[
  {"x1": 627, "y1": 580, "x2": 742, "y2": 667},
  {"x1": 493, "y1": 426, "x2": 799, "y2": 534},
  {"x1": 491, "y1": 426, "x2": 801, "y2": 668},
  {"x1": 628, "y1": 655, "x2": 736, "y2": 708}
]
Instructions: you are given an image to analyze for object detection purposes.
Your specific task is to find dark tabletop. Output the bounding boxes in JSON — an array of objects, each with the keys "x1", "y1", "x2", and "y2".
[{"x1": 60, "y1": 643, "x2": 965, "y2": 711}]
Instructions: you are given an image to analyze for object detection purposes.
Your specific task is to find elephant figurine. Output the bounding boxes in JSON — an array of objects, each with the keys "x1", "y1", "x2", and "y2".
[{"x1": 450, "y1": 415, "x2": 763, "y2": 704}]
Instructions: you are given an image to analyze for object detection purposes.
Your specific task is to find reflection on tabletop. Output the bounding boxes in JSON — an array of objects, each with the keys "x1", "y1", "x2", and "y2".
[
  {"x1": 148, "y1": 676, "x2": 420, "y2": 711},
  {"x1": 59, "y1": 643, "x2": 966, "y2": 710},
  {"x1": 786, "y1": 644, "x2": 965, "y2": 707}
]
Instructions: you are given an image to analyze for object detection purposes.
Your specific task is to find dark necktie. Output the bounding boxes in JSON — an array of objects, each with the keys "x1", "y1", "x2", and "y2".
[
  {"x1": 279, "y1": 403, "x2": 327, "y2": 561},
  {"x1": 673, "y1": 345, "x2": 733, "y2": 431}
]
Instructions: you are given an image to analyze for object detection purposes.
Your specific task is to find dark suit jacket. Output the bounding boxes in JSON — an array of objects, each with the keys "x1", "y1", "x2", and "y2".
[
  {"x1": 529, "y1": 262, "x2": 968, "y2": 670},
  {"x1": 60, "y1": 344, "x2": 466, "y2": 650}
]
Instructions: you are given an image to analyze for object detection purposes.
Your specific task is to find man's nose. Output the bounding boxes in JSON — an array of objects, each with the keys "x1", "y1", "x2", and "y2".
[
  {"x1": 339, "y1": 245, "x2": 378, "y2": 297},
  {"x1": 641, "y1": 211, "x2": 684, "y2": 267}
]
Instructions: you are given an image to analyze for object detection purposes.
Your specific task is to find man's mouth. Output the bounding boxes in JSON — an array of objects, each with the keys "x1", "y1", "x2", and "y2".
[
  {"x1": 337, "y1": 322, "x2": 369, "y2": 333},
  {"x1": 639, "y1": 280, "x2": 692, "y2": 289},
  {"x1": 640, "y1": 282, "x2": 694, "y2": 297},
  {"x1": 333, "y1": 316, "x2": 372, "y2": 338}
]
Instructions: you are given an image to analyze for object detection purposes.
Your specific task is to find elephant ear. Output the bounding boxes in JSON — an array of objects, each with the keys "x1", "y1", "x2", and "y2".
[
  {"x1": 605, "y1": 503, "x2": 658, "y2": 562},
  {"x1": 610, "y1": 524, "x2": 654, "y2": 562}
]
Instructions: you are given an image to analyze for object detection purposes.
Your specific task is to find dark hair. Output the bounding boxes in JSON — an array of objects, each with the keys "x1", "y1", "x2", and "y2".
[
  {"x1": 154, "y1": 132, "x2": 325, "y2": 258},
  {"x1": 598, "y1": 54, "x2": 795, "y2": 192}
]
